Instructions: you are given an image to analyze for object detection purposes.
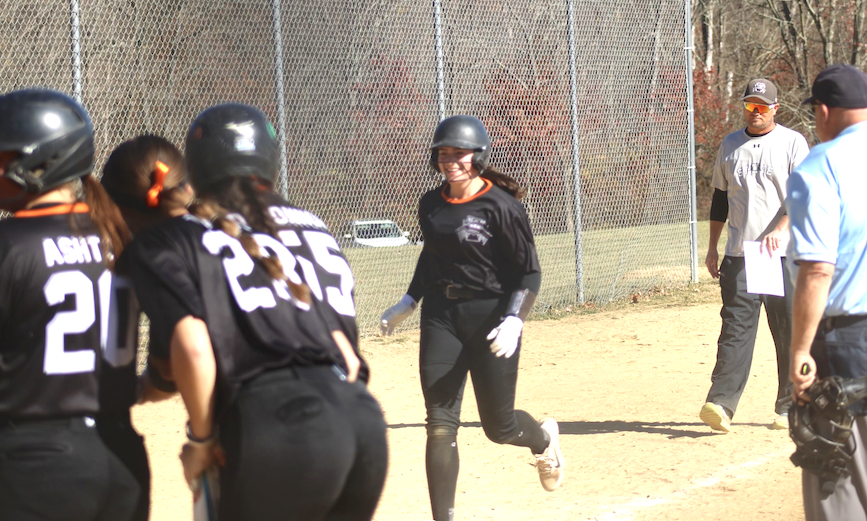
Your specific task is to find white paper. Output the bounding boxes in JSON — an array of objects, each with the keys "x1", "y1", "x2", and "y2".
[{"x1": 743, "y1": 240, "x2": 785, "y2": 296}]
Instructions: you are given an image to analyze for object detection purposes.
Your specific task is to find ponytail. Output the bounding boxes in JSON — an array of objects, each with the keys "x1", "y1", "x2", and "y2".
[
  {"x1": 480, "y1": 166, "x2": 526, "y2": 200},
  {"x1": 81, "y1": 175, "x2": 132, "y2": 269},
  {"x1": 190, "y1": 178, "x2": 311, "y2": 305}
]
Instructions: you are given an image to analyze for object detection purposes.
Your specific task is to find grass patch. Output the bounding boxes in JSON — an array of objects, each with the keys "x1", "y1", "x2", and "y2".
[{"x1": 347, "y1": 220, "x2": 726, "y2": 334}]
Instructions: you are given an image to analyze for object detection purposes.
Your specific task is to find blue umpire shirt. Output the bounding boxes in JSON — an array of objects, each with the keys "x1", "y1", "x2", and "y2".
[{"x1": 786, "y1": 120, "x2": 867, "y2": 316}]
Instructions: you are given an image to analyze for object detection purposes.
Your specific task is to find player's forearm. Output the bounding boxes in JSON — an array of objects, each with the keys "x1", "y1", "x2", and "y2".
[
  {"x1": 170, "y1": 316, "x2": 217, "y2": 440},
  {"x1": 774, "y1": 214, "x2": 789, "y2": 234},
  {"x1": 406, "y1": 249, "x2": 428, "y2": 302},
  {"x1": 331, "y1": 330, "x2": 359, "y2": 383},
  {"x1": 708, "y1": 220, "x2": 724, "y2": 250},
  {"x1": 791, "y1": 261, "x2": 834, "y2": 357}
]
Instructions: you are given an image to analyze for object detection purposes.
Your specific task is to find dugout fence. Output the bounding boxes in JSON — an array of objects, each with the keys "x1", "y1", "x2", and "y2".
[{"x1": 1, "y1": 0, "x2": 697, "y2": 335}]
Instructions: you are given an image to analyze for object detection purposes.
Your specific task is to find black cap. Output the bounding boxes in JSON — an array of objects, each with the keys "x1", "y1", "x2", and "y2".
[
  {"x1": 742, "y1": 79, "x2": 778, "y2": 104},
  {"x1": 803, "y1": 64, "x2": 867, "y2": 108}
]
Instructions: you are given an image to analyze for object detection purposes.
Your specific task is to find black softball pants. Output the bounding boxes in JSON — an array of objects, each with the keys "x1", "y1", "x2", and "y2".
[
  {"x1": 0, "y1": 416, "x2": 140, "y2": 521},
  {"x1": 706, "y1": 255, "x2": 794, "y2": 417},
  {"x1": 97, "y1": 410, "x2": 150, "y2": 521},
  {"x1": 420, "y1": 292, "x2": 548, "y2": 521},
  {"x1": 217, "y1": 365, "x2": 389, "y2": 521}
]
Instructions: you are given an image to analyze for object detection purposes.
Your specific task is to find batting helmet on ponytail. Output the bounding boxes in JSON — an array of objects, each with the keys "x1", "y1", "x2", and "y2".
[{"x1": 185, "y1": 103, "x2": 280, "y2": 193}]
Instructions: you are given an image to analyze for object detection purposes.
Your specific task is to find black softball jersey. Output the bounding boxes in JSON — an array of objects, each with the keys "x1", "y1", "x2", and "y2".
[
  {"x1": 125, "y1": 214, "x2": 345, "y2": 414},
  {"x1": 256, "y1": 191, "x2": 369, "y2": 381},
  {"x1": 0, "y1": 203, "x2": 137, "y2": 419},
  {"x1": 408, "y1": 178, "x2": 541, "y2": 301},
  {"x1": 257, "y1": 192, "x2": 359, "y2": 346}
]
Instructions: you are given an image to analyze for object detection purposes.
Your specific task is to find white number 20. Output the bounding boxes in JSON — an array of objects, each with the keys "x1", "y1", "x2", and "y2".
[{"x1": 43, "y1": 270, "x2": 136, "y2": 375}]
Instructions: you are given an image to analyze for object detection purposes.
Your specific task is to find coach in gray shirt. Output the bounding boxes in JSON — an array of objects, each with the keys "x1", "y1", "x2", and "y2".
[{"x1": 700, "y1": 78, "x2": 810, "y2": 433}]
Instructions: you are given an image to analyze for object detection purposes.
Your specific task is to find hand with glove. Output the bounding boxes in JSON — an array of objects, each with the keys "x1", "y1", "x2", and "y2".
[
  {"x1": 789, "y1": 374, "x2": 867, "y2": 486},
  {"x1": 487, "y1": 315, "x2": 524, "y2": 358},
  {"x1": 380, "y1": 294, "x2": 418, "y2": 336}
]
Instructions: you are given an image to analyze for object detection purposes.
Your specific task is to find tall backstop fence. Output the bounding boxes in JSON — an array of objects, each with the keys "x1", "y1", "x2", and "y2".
[{"x1": 1, "y1": 0, "x2": 697, "y2": 335}]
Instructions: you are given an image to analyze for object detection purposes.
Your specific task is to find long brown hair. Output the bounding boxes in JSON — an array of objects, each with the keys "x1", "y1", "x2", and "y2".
[
  {"x1": 102, "y1": 135, "x2": 310, "y2": 304},
  {"x1": 190, "y1": 177, "x2": 311, "y2": 304},
  {"x1": 75, "y1": 175, "x2": 132, "y2": 269},
  {"x1": 480, "y1": 166, "x2": 526, "y2": 200}
]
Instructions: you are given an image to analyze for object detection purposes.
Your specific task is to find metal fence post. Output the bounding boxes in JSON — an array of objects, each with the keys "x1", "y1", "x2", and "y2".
[
  {"x1": 684, "y1": 0, "x2": 698, "y2": 283},
  {"x1": 271, "y1": 0, "x2": 290, "y2": 199},
  {"x1": 69, "y1": 0, "x2": 83, "y2": 103},
  {"x1": 566, "y1": 0, "x2": 585, "y2": 304},
  {"x1": 433, "y1": 0, "x2": 446, "y2": 122}
]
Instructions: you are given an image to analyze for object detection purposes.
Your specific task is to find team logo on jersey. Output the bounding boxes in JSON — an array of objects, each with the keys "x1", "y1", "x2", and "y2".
[
  {"x1": 735, "y1": 162, "x2": 772, "y2": 178},
  {"x1": 456, "y1": 216, "x2": 492, "y2": 245}
]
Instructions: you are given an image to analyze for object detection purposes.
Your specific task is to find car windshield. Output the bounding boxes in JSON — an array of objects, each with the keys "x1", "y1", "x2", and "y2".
[{"x1": 356, "y1": 223, "x2": 402, "y2": 239}]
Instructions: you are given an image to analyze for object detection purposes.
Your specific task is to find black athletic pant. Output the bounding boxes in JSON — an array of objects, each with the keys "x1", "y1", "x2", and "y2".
[
  {"x1": 0, "y1": 416, "x2": 140, "y2": 521},
  {"x1": 97, "y1": 410, "x2": 150, "y2": 521},
  {"x1": 420, "y1": 292, "x2": 548, "y2": 521},
  {"x1": 217, "y1": 365, "x2": 389, "y2": 521},
  {"x1": 706, "y1": 256, "x2": 794, "y2": 417}
]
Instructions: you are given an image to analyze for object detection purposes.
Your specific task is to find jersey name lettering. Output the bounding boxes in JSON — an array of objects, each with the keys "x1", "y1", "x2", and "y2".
[
  {"x1": 42, "y1": 235, "x2": 102, "y2": 267},
  {"x1": 268, "y1": 205, "x2": 327, "y2": 230}
]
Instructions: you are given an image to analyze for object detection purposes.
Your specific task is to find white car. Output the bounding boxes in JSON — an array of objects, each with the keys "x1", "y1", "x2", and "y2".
[{"x1": 339, "y1": 219, "x2": 412, "y2": 248}]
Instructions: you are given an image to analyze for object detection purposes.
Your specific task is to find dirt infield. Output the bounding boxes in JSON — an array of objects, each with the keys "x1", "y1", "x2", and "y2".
[{"x1": 133, "y1": 285, "x2": 804, "y2": 521}]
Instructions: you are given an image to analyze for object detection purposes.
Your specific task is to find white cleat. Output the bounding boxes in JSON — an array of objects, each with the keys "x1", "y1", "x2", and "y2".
[{"x1": 535, "y1": 418, "x2": 564, "y2": 491}]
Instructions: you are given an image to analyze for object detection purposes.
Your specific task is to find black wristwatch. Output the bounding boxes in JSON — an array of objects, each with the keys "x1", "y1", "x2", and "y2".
[{"x1": 185, "y1": 421, "x2": 214, "y2": 444}]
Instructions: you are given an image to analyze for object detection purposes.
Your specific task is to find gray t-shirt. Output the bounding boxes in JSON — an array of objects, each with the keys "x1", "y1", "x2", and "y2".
[{"x1": 712, "y1": 124, "x2": 809, "y2": 257}]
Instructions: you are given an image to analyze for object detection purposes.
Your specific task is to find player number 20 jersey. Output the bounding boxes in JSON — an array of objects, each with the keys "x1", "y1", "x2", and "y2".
[{"x1": 0, "y1": 206, "x2": 138, "y2": 419}]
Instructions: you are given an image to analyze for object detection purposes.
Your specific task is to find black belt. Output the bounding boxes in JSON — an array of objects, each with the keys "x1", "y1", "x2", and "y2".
[
  {"x1": 442, "y1": 284, "x2": 477, "y2": 299},
  {"x1": 96, "y1": 409, "x2": 133, "y2": 428},
  {"x1": 245, "y1": 364, "x2": 350, "y2": 391},
  {"x1": 822, "y1": 314, "x2": 867, "y2": 330},
  {"x1": 0, "y1": 415, "x2": 95, "y2": 430}
]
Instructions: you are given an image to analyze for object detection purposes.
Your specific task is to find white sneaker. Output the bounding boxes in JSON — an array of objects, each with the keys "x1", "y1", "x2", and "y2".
[
  {"x1": 772, "y1": 413, "x2": 789, "y2": 430},
  {"x1": 535, "y1": 418, "x2": 564, "y2": 491},
  {"x1": 700, "y1": 402, "x2": 732, "y2": 433}
]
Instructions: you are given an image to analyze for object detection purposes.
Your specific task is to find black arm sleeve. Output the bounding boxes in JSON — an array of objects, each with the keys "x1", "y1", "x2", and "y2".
[
  {"x1": 517, "y1": 271, "x2": 541, "y2": 294},
  {"x1": 709, "y1": 189, "x2": 728, "y2": 222},
  {"x1": 406, "y1": 249, "x2": 429, "y2": 302}
]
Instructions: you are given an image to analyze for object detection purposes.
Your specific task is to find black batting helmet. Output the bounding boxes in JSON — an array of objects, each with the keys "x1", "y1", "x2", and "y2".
[
  {"x1": 185, "y1": 103, "x2": 280, "y2": 193},
  {"x1": 429, "y1": 115, "x2": 491, "y2": 172},
  {"x1": 0, "y1": 89, "x2": 94, "y2": 196}
]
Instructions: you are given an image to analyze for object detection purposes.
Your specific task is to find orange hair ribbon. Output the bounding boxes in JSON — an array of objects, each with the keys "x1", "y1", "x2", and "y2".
[{"x1": 146, "y1": 161, "x2": 170, "y2": 208}]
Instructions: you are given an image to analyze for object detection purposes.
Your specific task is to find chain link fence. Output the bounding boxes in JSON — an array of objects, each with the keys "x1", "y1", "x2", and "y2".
[{"x1": 0, "y1": 0, "x2": 696, "y2": 335}]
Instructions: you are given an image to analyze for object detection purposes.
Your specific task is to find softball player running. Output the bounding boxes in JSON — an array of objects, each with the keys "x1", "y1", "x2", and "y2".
[
  {"x1": 100, "y1": 106, "x2": 387, "y2": 521},
  {"x1": 380, "y1": 115, "x2": 564, "y2": 521},
  {"x1": 0, "y1": 89, "x2": 139, "y2": 520}
]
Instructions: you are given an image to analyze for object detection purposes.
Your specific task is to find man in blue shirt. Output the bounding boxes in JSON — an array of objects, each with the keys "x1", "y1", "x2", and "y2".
[{"x1": 787, "y1": 63, "x2": 867, "y2": 520}]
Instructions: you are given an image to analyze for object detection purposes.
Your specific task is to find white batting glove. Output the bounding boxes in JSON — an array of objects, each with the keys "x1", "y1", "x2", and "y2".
[
  {"x1": 487, "y1": 315, "x2": 524, "y2": 358},
  {"x1": 380, "y1": 294, "x2": 417, "y2": 336}
]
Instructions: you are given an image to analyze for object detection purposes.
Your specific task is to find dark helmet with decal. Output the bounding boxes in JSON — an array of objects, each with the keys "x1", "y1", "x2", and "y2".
[
  {"x1": 429, "y1": 115, "x2": 491, "y2": 172},
  {"x1": 185, "y1": 103, "x2": 280, "y2": 193},
  {"x1": 0, "y1": 89, "x2": 94, "y2": 200}
]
